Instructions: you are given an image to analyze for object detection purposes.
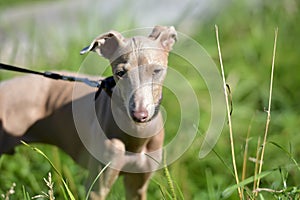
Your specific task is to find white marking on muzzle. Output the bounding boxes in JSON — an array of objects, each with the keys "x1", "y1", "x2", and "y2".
[{"x1": 130, "y1": 84, "x2": 156, "y2": 122}]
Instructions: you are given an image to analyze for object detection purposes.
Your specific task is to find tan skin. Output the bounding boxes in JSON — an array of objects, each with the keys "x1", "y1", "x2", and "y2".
[{"x1": 0, "y1": 26, "x2": 177, "y2": 200}]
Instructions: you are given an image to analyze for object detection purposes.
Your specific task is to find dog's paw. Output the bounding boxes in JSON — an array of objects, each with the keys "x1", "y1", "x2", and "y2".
[
  {"x1": 104, "y1": 139, "x2": 125, "y2": 157},
  {"x1": 102, "y1": 139, "x2": 126, "y2": 165}
]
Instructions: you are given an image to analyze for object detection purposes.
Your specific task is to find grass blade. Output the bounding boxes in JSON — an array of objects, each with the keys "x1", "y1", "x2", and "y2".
[
  {"x1": 60, "y1": 184, "x2": 68, "y2": 200},
  {"x1": 152, "y1": 178, "x2": 172, "y2": 200},
  {"x1": 146, "y1": 150, "x2": 181, "y2": 199},
  {"x1": 206, "y1": 169, "x2": 216, "y2": 200},
  {"x1": 21, "y1": 141, "x2": 76, "y2": 200},
  {"x1": 222, "y1": 169, "x2": 276, "y2": 198},
  {"x1": 174, "y1": 181, "x2": 184, "y2": 200},
  {"x1": 22, "y1": 185, "x2": 31, "y2": 200},
  {"x1": 85, "y1": 162, "x2": 111, "y2": 200},
  {"x1": 269, "y1": 141, "x2": 300, "y2": 172}
]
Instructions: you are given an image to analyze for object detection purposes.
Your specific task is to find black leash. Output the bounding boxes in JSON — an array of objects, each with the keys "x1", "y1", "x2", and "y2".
[
  {"x1": 0, "y1": 62, "x2": 101, "y2": 88},
  {"x1": 0, "y1": 62, "x2": 116, "y2": 100},
  {"x1": 0, "y1": 63, "x2": 45, "y2": 76}
]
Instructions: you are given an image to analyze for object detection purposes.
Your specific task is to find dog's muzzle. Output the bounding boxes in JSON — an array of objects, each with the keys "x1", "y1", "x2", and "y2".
[{"x1": 129, "y1": 97, "x2": 162, "y2": 123}]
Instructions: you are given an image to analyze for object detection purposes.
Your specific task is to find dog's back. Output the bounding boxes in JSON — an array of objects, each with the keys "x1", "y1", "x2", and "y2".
[{"x1": 0, "y1": 72, "x2": 97, "y2": 155}]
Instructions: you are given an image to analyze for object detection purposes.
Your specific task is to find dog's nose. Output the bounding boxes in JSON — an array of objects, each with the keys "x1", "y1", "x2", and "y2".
[{"x1": 131, "y1": 109, "x2": 148, "y2": 123}]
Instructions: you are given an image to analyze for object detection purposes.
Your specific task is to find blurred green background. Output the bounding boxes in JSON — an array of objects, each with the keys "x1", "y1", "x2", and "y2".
[{"x1": 1, "y1": 0, "x2": 300, "y2": 199}]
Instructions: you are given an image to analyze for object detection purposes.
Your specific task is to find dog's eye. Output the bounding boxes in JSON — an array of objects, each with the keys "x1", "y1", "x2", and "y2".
[
  {"x1": 153, "y1": 69, "x2": 162, "y2": 75},
  {"x1": 116, "y1": 70, "x2": 126, "y2": 77}
]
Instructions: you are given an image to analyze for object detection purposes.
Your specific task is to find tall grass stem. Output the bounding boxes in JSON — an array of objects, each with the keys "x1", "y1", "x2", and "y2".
[
  {"x1": 215, "y1": 25, "x2": 242, "y2": 199},
  {"x1": 253, "y1": 137, "x2": 261, "y2": 193},
  {"x1": 256, "y1": 27, "x2": 278, "y2": 192},
  {"x1": 85, "y1": 162, "x2": 111, "y2": 200},
  {"x1": 163, "y1": 152, "x2": 177, "y2": 200},
  {"x1": 241, "y1": 115, "x2": 255, "y2": 197}
]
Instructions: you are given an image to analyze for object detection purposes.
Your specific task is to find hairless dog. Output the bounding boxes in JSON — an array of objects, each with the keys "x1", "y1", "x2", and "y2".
[{"x1": 0, "y1": 25, "x2": 177, "y2": 200}]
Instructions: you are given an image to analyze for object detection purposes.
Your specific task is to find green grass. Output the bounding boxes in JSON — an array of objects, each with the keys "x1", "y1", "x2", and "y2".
[{"x1": 1, "y1": 0, "x2": 300, "y2": 199}]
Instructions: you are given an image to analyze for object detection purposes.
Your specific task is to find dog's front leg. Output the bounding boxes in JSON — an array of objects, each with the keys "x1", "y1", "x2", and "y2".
[
  {"x1": 123, "y1": 172, "x2": 152, "y2": 200},
  {"x1": 90, "y1": 139, "x2": 125, "y2": 200}
]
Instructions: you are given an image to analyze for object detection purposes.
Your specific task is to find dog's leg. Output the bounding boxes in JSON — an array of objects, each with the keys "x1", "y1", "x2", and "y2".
[
  {"x1": 0, "y1": 129, "x2": 21, "y2": 154},
  {"x1": 90, "y1": 139, "x2": 125, "y2": 200},
  {"x1": 123, "y1": 172, "x2": 152, "y2": 200}
]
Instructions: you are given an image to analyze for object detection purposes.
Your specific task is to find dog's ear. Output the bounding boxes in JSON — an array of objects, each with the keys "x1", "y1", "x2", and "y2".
[
  {"x1": 149, "y1": 25, "x2": 177, "y2": 52},
  {"x1": 80, "y1": 31, "x2": 126, "y2": 59}
]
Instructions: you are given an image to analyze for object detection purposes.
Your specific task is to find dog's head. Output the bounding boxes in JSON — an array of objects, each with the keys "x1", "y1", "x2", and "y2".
[{"x1": 81, "y1": 26, "x2": 177, "y2": 123}]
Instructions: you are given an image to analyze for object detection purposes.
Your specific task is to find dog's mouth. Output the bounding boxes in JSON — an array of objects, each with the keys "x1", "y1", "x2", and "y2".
[{"x1": 129, "y1": 94, "x2": 163, "y2": 123}]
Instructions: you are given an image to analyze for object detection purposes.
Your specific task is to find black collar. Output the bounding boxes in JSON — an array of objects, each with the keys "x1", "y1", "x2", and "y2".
[{"x1": 95, "y1": 76, "x2": 116, "y2": 100}]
